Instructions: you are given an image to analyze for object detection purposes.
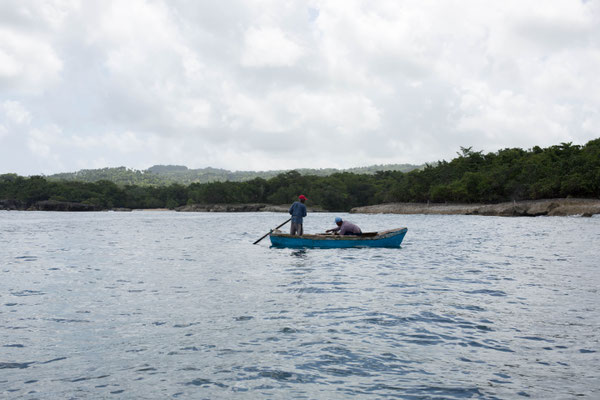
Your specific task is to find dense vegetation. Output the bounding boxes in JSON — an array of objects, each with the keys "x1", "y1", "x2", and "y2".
[
  {"x1": 1, "y1": 140, "x2": 599, "y2": 211},
  {"x1": 47, "y1": 163, "x2": 422, "y2": 186}
]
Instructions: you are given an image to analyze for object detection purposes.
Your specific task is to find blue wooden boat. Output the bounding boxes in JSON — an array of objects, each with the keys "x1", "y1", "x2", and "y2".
[{"x1": 269, "y1": 227, "x2": 407, "y2": 248}]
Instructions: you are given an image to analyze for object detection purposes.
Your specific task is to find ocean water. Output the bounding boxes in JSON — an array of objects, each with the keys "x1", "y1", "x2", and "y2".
[{"x1": 1, "y1": 211, "x2": 599, "y2": 399}]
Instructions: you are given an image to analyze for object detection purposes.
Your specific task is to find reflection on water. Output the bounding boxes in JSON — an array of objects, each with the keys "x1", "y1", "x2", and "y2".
[
  {"x1": 290, "y1": 249, "x2": 308, "y2": 258},
  {"x1": 1, "y1": 211, "x2": 599, "y2": 399}
]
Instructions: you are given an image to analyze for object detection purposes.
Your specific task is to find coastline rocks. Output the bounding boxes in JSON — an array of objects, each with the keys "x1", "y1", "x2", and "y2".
[
  {"x1": 350, "y1": 198, "x2": 600, "y2": 217},
  {"x1": 350, "y1": 202, "x2": 482, "y2": 215},
  {"x1": 1, "y1": 199, "x2": 100, "y2": 211},
  {"x1": 28, "y1": 200, "x2": 100, "y2": 211},
  {"x1": 259, "y1": 204, "x2": 290, "y2": 212},
  {"x1": 176, "y1": 203, "x2": 323, "y2": 213},
  {"x1": 0, "y1": 199, "x2": 25, "y2": 210},
  {"x1": 176, "y1": 203, "x2": 269, "y2": 212}
]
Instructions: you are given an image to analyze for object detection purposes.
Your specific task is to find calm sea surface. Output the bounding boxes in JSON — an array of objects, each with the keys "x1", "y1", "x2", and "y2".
[{"x1": 1, "y1": 211, "x2": 599, "y2": 399}]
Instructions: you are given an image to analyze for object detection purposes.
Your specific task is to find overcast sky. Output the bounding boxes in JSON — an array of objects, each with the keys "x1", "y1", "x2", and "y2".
[{"x1": 1, "y1": 0, "x2": 599, "y2": 175}]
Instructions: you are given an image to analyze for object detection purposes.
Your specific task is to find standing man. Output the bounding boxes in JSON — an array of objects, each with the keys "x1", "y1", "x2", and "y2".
[{"x1": 289, "y1": 195, "x2": 307, "y2": 235}]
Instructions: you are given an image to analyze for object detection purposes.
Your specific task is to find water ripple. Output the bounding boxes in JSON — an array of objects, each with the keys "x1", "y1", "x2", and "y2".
[
  {"x1": 0, "y1": 362, "x2": 34, "y2": 369},
  {"x1": 0, "y1": 212, "x2": 598, "y2": 399}
]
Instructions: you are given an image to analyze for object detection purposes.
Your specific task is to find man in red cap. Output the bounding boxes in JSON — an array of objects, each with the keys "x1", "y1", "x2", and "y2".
[{"x1": 289, "y1": 195, "x2": 307, "y2": 235}]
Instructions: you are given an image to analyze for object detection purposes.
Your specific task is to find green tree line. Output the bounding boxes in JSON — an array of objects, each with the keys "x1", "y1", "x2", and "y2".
[{"x1": 1, "y1": 139, "x2": 599, "y2": 211}]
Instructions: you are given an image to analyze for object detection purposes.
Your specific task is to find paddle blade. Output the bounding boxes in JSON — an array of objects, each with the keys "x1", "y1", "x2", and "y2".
[{"x1": 253, "y1": 232, "x2": 270, "y2": 245}]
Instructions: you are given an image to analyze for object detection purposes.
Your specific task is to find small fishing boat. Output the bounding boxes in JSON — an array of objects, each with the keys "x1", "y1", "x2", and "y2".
[{"x1": 269, "y1": 227, "x2": 408, "y2": 249}]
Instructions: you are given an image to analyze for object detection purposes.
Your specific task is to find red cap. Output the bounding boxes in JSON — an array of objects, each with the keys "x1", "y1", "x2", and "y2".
[{"x1": 299, "y1": 195, "x2": 307, "y2": 200}]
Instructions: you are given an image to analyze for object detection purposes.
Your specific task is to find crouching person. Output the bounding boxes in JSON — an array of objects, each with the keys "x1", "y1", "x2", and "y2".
[{"x1": 326, "y1": 217, "x2": 362, "y2": 236}]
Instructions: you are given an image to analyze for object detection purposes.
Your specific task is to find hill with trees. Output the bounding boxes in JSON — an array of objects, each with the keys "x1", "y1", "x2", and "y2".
[
  {"x1": 1, "y1": 139, "x2": 598, "y2": 212},
  {"x1": 46, "y1": 164, "x2": 423, "y2": 186}
]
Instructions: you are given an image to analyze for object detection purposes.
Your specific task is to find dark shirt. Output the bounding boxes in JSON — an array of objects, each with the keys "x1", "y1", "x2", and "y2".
[{"x1": 289, "y1": 201, "x2": 307, "y2": 224}]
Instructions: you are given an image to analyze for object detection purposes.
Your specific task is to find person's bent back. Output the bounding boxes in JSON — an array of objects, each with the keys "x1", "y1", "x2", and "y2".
[{"x1": 326, "y1": 217, "x2": 362, "y2": 236}]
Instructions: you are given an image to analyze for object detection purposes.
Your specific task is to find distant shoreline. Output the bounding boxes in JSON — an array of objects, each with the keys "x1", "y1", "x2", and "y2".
[
  {"x1": 350, "y1": 198, "x2": 600, "y2": 217},
  {"x1": 2, "y1": 198, "x2": 599, "y2": 216}
]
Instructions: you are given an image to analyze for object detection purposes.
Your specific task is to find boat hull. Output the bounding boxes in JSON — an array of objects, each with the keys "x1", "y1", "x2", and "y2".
[{"x1": 269, "y1": 228, "x2": 407, "y2": 249}]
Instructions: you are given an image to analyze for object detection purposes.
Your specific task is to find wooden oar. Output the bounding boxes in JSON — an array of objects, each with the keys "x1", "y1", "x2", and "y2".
[{"x1": 253, "y1": 218, "x2": 291, "y2": 245}]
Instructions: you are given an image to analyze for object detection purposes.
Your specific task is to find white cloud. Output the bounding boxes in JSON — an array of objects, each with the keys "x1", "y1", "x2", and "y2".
[
  {"x1": 0, "y1": 0, "x2": 599, "y2": 175},
  {"x1": 456, "y1": 84, "x2": 570, "y2": 148},
  {"x1": 167, "y1": 98, "x2": 212, "y2": 129},
  {"x1": 0, "y1": 28, "x2": 62, "y2": 94},
  {"x1": 241, "y1": 26, "x2": 305, "y2": 67},
  {"x1": 1, "y1": 100, "x2": 31, "y2": 125},
  {"x1": 582, "y1": 113, "x2": 599, "y2": 134},
  {"x1": 27, "y1": 126, "x2": 58, "y2": 158},
  {"x1": 0, "y1": 124, "x2": 7, "y2": 139},
  {"x1": 224, "y1": 85, "x2": 380, "y2": 135}
]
